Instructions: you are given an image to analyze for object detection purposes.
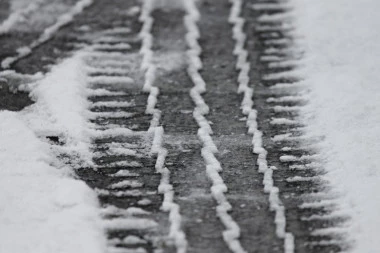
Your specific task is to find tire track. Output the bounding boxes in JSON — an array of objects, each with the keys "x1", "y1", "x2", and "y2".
[
  {"x1": 74, "y1": 17, "x2": 176, "y2": 253},
  {"x1": 245, "y1": 0, "x2": 350, "y2": 252},
  {"x1": 79, "y1": 2, "x2": 188, "y2": 252},
  {"x1": 1, "y1": 0, "x2": 93, "y2": 69},
  {"x1": 139, "y1": 1, "x2": 187, "y2": 252},
  {"x1": 1, "y1": 0, "x2": 141, "y2": 74},
  {"x1": 151, "y1": 6, "x2": 228, "y2": 253},
  {"x1": 183, "y1": 1, "x2": 248, "y2": 252},
  {"x1": 0, "y1": 0, "x2": 47, "y2": 34},
  {"x1": 80, "y1": 28, "x2": 167, "y2": 253},
  {"x1": 190, "y1": 0, "x2": 286, "y2": 252},
  {"x1": 228, "y1": 0, "x2": 294, "y2": 252}
]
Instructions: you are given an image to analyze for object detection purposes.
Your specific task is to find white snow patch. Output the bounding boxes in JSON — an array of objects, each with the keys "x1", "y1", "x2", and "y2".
[
  {"x1": 101, "y1": 206, "x2": 150, "y2": 217},
  {"x1": 20, "y1": 52, "x2": 93, "y2": 166},
  {"x1": 292, "y1": 0, "x2": 380, "y2": 251},
  {"x1": 0, "y1": 111, "x2": 106, "y2": 253},
  {"x1": 109, "y1": 180, "x2": 144, "y2": 189},
  {"x1": 111, "y1": 170, "x2": 140, "y2": 177},
  {"x1": 108, "y1": 235, "x2": 147, "y2": 246},
  {"x1": 107, "y1": 247, "x2": 147, "y2": 253},
  {"x1": 103, "y1": 218, "x2": 157, "y2": 230},
  {"x1": 137, "y1": 198, "x2": 152, "y2": 206}
]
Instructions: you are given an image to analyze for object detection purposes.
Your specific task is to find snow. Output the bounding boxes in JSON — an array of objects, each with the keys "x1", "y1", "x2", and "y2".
[
  {"x1": 139, "y1": 2, "x2": 187, "y2": 251},
  {"x1": 0, "y1": 111, "x2": 106, "y2": 253},
  {"x1": 101, "y1": 206, "x2": 150, "y2": 216},
  {"x1": 138, "y1": 199, "x2": 152, "y2": 206},
  {"x1": 108, "y1": 235, "x2": 147, "y2": 246},
  {"x1": 98, "y1": 161, "x2": 143, "y2": 168},
  {"x1": 291, "y1": 0, "x2": 380, "y2": 251},
  {"x1": 87, "y1": 88, "x2": 126, "y2": 96},
  {"x1": 120, "y1": 235, "x2": 147, "y2": 244},
  {"x1": 88, "y1": 111, "x2": 135, "y2": 119},
  {"x1": 91, "y1": 101, "x2": 134, "y2": 108},
  {"x1": 107, "y1": 247, "x2": 147, "y2": 253},
  {"x1": 270, "y1": 118, "x2": 298, "y2": 125},
  {"x1": 109, "y1": 180, "x2": 144, "y2": 189},
  {"x1": 0, "y1": 0, "x2": 45, "y2": 34},
  {"x1": 103, "y1": 218, "x2": 158, "y2": 230},
  {"x1": 88, "y1": 75, "x2": 135, "y2": 86},
  {"x1": 250, "y1": 3, "x2": 292, "y2": 12},
  {"x1": 96, "y1": 189, "x2": 146, "y2": 197},
  {"x1": 21, "y1": 52, "x2": 93, "y2": 166},
  {"x1": 91, "y1": 43, "x2": 132, "y2": 51},
  {"x1": 229, "y1": 1, "x2": 294, "y2": 252},
  {"x1": 1, "y1": 0, "x2": 93, "y2": 68},
  {"x1": 0, "y1": 47, "x2": 108, "y2": 252},
  {"x1": 184, "y1": 1, "x2": 249, "y2": 252},
  {"x1": 111, "y1": 170, "x2": 140, "y2": 177}
]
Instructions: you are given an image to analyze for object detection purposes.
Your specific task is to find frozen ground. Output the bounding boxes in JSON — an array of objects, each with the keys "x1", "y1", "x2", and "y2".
[{"x1": 293, "y1": 0, "x2": 380, "y2": 251}]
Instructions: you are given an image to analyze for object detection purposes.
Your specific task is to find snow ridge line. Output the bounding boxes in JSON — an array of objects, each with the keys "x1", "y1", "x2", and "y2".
[
  {"x1": 228, "y1": 1, "x2": 295, "y2": 252},
  {"x1": 183, "y1": 1, "x2": 247, "y2": 253},
  {"x1": 139, "y1": 1, "x2": 187, "y2": 252},
  {"x1": 0, "y1": 0, "x2": 46, "y2": 34},
  {"x1": 1, "y1": 0, "x2": 94, "y2": 69}
]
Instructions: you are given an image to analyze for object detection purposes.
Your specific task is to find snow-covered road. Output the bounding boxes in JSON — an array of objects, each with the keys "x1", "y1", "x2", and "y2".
[{"x1": 0, "y1": 0, "x2": 379, "y2": 252}]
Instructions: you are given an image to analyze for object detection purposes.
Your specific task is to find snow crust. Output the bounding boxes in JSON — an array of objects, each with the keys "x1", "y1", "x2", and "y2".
[
  {"x1": 291, "y1": 0, "x2": 380, "y2": 251},
  {"x1": 0, "y1": 111, "x2": 106, "y2": 253}
]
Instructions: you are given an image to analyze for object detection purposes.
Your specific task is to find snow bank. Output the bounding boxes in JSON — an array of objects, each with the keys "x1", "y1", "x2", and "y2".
[
  {"x1": 0, "y1": 111, "x2": 106, "y2": 253},
  {"x1": 292, "y1": 0, "x2": 380, "y2": 251},
  {"x1": 0, "y1": 49, "x2": 106, "y2": 252},
  {"x1": 21, "y1": 52, "x2": 93, "y2": 166}
]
